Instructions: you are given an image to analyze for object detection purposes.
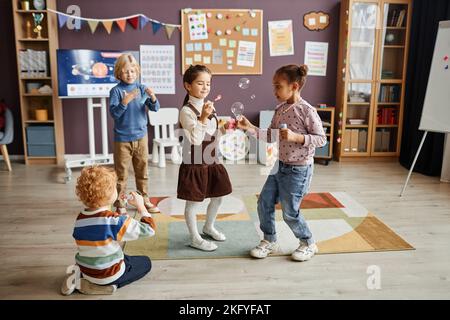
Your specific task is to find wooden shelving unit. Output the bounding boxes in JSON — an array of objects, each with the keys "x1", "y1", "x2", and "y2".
[
  {"x1": 12, "y1": 0, "x2": 65, "y2": 165},
  {"x1": 315, "y1": 107, "x2": 335, "y2": 165},
  {"x1": 335, "y1": 0, "x2": 412, "y2": 161}
]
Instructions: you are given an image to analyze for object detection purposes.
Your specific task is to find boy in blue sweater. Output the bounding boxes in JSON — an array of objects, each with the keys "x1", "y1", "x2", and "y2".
[{"x1": 109, "y1": 53, "x2": 160, "y2": 214}]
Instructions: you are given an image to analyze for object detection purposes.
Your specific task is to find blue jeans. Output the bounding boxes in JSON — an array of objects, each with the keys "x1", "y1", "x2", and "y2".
[
  {"x1": 257, "y1": 161, "x2": 314, "y2": 245},
  {"x1": 109, "y1": 255, "x2": 152, "y2": 288}
]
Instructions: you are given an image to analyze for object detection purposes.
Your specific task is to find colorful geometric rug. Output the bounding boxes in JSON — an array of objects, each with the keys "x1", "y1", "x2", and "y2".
[{"x1": 124, "y1": 192, "x2": 414, "y2": 260}]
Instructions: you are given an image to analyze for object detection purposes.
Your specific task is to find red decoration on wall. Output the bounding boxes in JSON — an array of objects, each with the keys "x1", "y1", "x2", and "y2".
[{"x1": 127, "y1": 16, "x2": 139, "y2": 29}]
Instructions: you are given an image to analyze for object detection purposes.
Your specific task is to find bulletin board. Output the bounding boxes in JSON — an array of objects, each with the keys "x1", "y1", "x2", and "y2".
[{"x1": 181, "y1": 8, "x2": 263, "y2": 75}]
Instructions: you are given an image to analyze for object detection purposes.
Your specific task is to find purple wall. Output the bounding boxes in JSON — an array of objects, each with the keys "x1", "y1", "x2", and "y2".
[
  {"x1": 3, "y1": 0, "x2": 340, "y2": 155},
  {"x1": 1, "y1": 0, "x2": 23, "y2": 155}
]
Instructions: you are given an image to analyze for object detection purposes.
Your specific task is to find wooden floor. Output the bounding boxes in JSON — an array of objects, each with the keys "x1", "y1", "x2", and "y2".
[{"x1": 1, "y1": 159, "x2": 449, "y2": 299}]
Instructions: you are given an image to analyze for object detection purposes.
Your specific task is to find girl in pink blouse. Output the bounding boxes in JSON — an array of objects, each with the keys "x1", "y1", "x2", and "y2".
[{"x1": 238, "y1": 64, "x2": 326, "y2": 262}]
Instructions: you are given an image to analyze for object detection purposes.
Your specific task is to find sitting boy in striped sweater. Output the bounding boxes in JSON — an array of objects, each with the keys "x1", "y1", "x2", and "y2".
[{"x1": 61, "y1": 166, "x2": 156, "y2": 295}]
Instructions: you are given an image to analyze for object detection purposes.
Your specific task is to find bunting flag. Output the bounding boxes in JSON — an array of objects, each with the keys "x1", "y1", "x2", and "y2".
[
  {"x1": 46, "y1": 9, "x2": 181, "y2": 38},
  {"x1": 57, "y1": 13, "x2": 68, "y2": 28},
  {"x1": 87, "y1": 20, "x2": 99, "y2": 34},
  {"x1": 140, "y1": 16, "x2": 150, "y2": 29},
  {"x1": 151, "y1": 21, "x2": 162, "y2": 34},
  {"x1": 116, "y1": 19, "x2": 126, "y2": 32},
  {"x1": 128, "y1": 16, "x2": 139, "y2": 29},
  {"x1": 102, "y1": 20, "x2": 114, "y2": 34},
  {"x1": 164, "y1": 25, "x2": 176, "y2": 39},
  {"x1": 73, "y1": 18, "x2": 83, "y2": 30}
]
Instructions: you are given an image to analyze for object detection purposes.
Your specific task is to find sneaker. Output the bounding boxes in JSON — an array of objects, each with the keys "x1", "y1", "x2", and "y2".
[
  {"x1": 114, "y1": 199, "x2": 127, "y2": 215},
  {"x1": 143, "y1": 198, "x2": 160, "y2": 214},
  {"x1": 60, "y1": 274, "x2": 76, "y2": 296},
  {"x1": 202, "y1": 226, "x2": 226, "y2": 241},
  {"x1": 78, "y1": 279, "x2": 117, "y2": 295},
  {"x1": 249, "y1": 240, "x2": 278, "y2": 259},
  {"x1": 291, "y1": 242, "x2": 319, "y2": 262},
  {"x1": 189, "y1": 239, "x2": 218, "y2": 251}
]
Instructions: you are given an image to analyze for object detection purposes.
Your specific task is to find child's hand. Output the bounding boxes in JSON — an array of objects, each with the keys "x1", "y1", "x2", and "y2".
[
  {"x1": 145, "y1": 87, "x2": 157, "y2": 102},
  {"x1": 122, "y1": 89, "x2": 139, "y2": 106},
  {"x1": 127, "y1": 191, "x2": 145, "y2": 211},
  {"x1": 200, "y1": 101, "x2": 215, "y2": 123},
  {"x1": 236, "y1": 115, "x2": 254, "y2": 131},
  {"x1": 280, "y1": 128, "x2": 304, "y2": 143}
]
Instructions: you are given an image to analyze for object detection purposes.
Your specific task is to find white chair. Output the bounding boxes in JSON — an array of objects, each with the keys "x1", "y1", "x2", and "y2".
[
  {"x1": 148, "y1": 108, "x2": 182, "y2": 168},
  {"x1": 258, "y1": 110, "x2": 278, "y2": 166}
]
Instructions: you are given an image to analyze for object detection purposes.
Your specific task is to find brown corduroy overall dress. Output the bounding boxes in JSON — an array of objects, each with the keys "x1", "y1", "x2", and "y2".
[{"x1": 177, "y1": 103, "x2": 232, "y2": 202}]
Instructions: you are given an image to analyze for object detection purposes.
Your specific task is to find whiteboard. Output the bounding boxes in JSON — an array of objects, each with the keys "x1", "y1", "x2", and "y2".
[{"x1": 419, "y1": 21, "x2": 450, "y2": 133}]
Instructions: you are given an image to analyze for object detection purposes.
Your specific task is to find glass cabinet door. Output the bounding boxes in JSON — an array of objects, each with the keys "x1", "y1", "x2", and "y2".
[
  {"x1": 345, "y1": 82, "x2": 371, "y2": 153},
  {"x1": 379, "y1": 2, "x2": 408, "y2": 80},
  {"x1": 348, "y1": 2, "x2": 379, "y2": 80},
  {"x1": 374, "y1": 83, "x2": 401, "y2": 153}
]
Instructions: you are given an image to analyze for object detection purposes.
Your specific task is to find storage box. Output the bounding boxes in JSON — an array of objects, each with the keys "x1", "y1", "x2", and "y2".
[
  {"x1": 27, "y1": 143, "x2": 56, "y2": 156},
  {"x1": 26, "y1": 125, "x2": 55, "y2": 144},
  {"x1": 315, "y1": 141, "x2": 330, "y2": 157}
]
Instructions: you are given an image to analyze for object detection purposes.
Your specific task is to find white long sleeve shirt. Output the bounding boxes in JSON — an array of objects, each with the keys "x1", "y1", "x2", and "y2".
[{"x1": 179, "y1": 95, "x2": 209, "y2": 146}]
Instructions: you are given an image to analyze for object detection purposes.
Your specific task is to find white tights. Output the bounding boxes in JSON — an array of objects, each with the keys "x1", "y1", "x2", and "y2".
[{"x1": 184, "y1": 197, "x2": 223, "y2": 243}]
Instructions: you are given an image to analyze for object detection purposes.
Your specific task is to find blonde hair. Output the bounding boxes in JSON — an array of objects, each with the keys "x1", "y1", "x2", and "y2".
[
  {"x1": 76, "y1": 166, "x2": 116, "y2": 208},
  {"x1": 114, "y1": 53, "x2": 140, "y2": 80}
]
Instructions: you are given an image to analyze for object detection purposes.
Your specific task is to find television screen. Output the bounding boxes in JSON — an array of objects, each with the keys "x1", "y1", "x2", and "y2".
[{"x1": 57, "y1": 49, "x2": 139, "y2": 98}]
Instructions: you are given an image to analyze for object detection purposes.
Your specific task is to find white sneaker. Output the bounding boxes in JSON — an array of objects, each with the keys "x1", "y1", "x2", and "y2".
[
  {"x1": 189, "y1": 239, "x2": 218, "y2": 251},
  {"x1": 250, "y1": 240, "x2": 277, "y2": 259},
  {"x1": 202, "y1": 226, "x2": 226, "y2": 241},
  {"x1": 291, "y1": 242, "x2": 318, "y2": 262},
  {"x1": 78, "y1": 279, "x2": 117, "y2": 295}
]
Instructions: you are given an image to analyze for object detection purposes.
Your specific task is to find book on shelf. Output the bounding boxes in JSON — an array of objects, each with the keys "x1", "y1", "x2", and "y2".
[
  {"x1": 377, "y1": 108, "x2": 397, "y2": 125},
  {"x1": 389, "y1": 10, "x2": 397, "y2": 27},
  {"x1": 388, "y1": 9, "x2": 406, "y2": 27},
  {"x1": 343, "y1": 130, "x2": 352, "y2": 152},
  {"x1": 358, "y1": 130, "x2": 367, "y2": 152},
  {"x1": 379, "y1": 85, "x2": 400, "y2": 102},
  {"x1": 350, "y1": 129, "x2": 359, "y2": 152},
  {"x1": 374, "y1": 130, "x2": 391, "y2": 152},
  {"x1": 396, "y1": 10, "x2": 406, "y2": 27}
]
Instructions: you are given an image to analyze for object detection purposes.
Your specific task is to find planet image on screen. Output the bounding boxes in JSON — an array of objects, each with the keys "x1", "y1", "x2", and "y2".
[
  {"x1": 71, "y1": 61, "x2": 115, "y2": 80},
  {"x1": 92, "y1": 62, "x2": 108, "y2": 77}
]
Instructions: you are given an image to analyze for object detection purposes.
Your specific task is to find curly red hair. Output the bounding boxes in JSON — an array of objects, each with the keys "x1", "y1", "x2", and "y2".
[{"x1": 76, "y1": 166, "x2": 116, "y2": 208}]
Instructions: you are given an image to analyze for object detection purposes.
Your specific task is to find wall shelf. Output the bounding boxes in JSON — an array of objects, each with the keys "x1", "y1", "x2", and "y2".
[{"x1": 12, "y1": 0, "x2": 65, "y2": 165}]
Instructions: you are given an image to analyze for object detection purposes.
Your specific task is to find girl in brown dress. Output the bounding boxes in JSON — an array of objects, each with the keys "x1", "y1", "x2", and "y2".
[{"x1": 177, "y1": 65, "x2": 232, "y2": 251}]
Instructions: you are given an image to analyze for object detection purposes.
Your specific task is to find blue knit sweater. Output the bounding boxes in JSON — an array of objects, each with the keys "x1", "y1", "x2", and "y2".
[{"x1": 109, "y1": 81, "x2": 160, "y2": 142}]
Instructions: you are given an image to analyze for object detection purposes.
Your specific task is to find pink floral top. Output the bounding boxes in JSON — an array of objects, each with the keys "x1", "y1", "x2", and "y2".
[{"x1": 260, "y1": 98, "x2": 327, "y2": 165}]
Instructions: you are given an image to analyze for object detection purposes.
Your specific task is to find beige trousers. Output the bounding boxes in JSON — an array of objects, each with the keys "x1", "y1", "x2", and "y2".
[{"x1": 113, "y1": 134, "x2": 149, "y2": 198}]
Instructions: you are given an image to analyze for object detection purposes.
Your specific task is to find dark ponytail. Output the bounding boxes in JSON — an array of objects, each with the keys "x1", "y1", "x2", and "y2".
[
  {"x1": 182, "y1": 64, "x2": 212, "y2": 107},
  {"x1": 274, "y1": 64, "x2": 309, "y2": 90}
]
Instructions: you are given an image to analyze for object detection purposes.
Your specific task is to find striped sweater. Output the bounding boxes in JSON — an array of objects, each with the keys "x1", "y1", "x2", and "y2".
[{"x1": 72, "y1": 206, "x2": 155, "y2": 285}]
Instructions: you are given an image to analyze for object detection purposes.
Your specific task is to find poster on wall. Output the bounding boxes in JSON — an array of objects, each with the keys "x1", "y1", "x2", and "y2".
[
  {"x1": 56, "y1": 49, "x2": 139, "y2": 98},
  {"x1": 236, "y1": 41, "x2": 257, "y2": 67},
  {"x1": 188, "y1": 13, "x2": 208, "y2": 41},
  {"x1": 304, "y1": 41, "x2": 328, "y2": 76},
  {"x1": 140, "y1": 45, "x2": 175, "y2": 94},
  {"x1": 268, "y1": 20, "x2": 294, "y2": 56}
]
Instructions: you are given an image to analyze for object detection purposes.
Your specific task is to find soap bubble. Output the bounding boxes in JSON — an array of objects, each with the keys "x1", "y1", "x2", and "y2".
[
  {"x1": 238, "y1": 78, "x2": 250, "y2": 89},
  {"x1": 231, "y1": 102, "x2": 244, "y2": 119},
  {"x1": 250, "y1": 94, "x2": 256, "y2": 100}
]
